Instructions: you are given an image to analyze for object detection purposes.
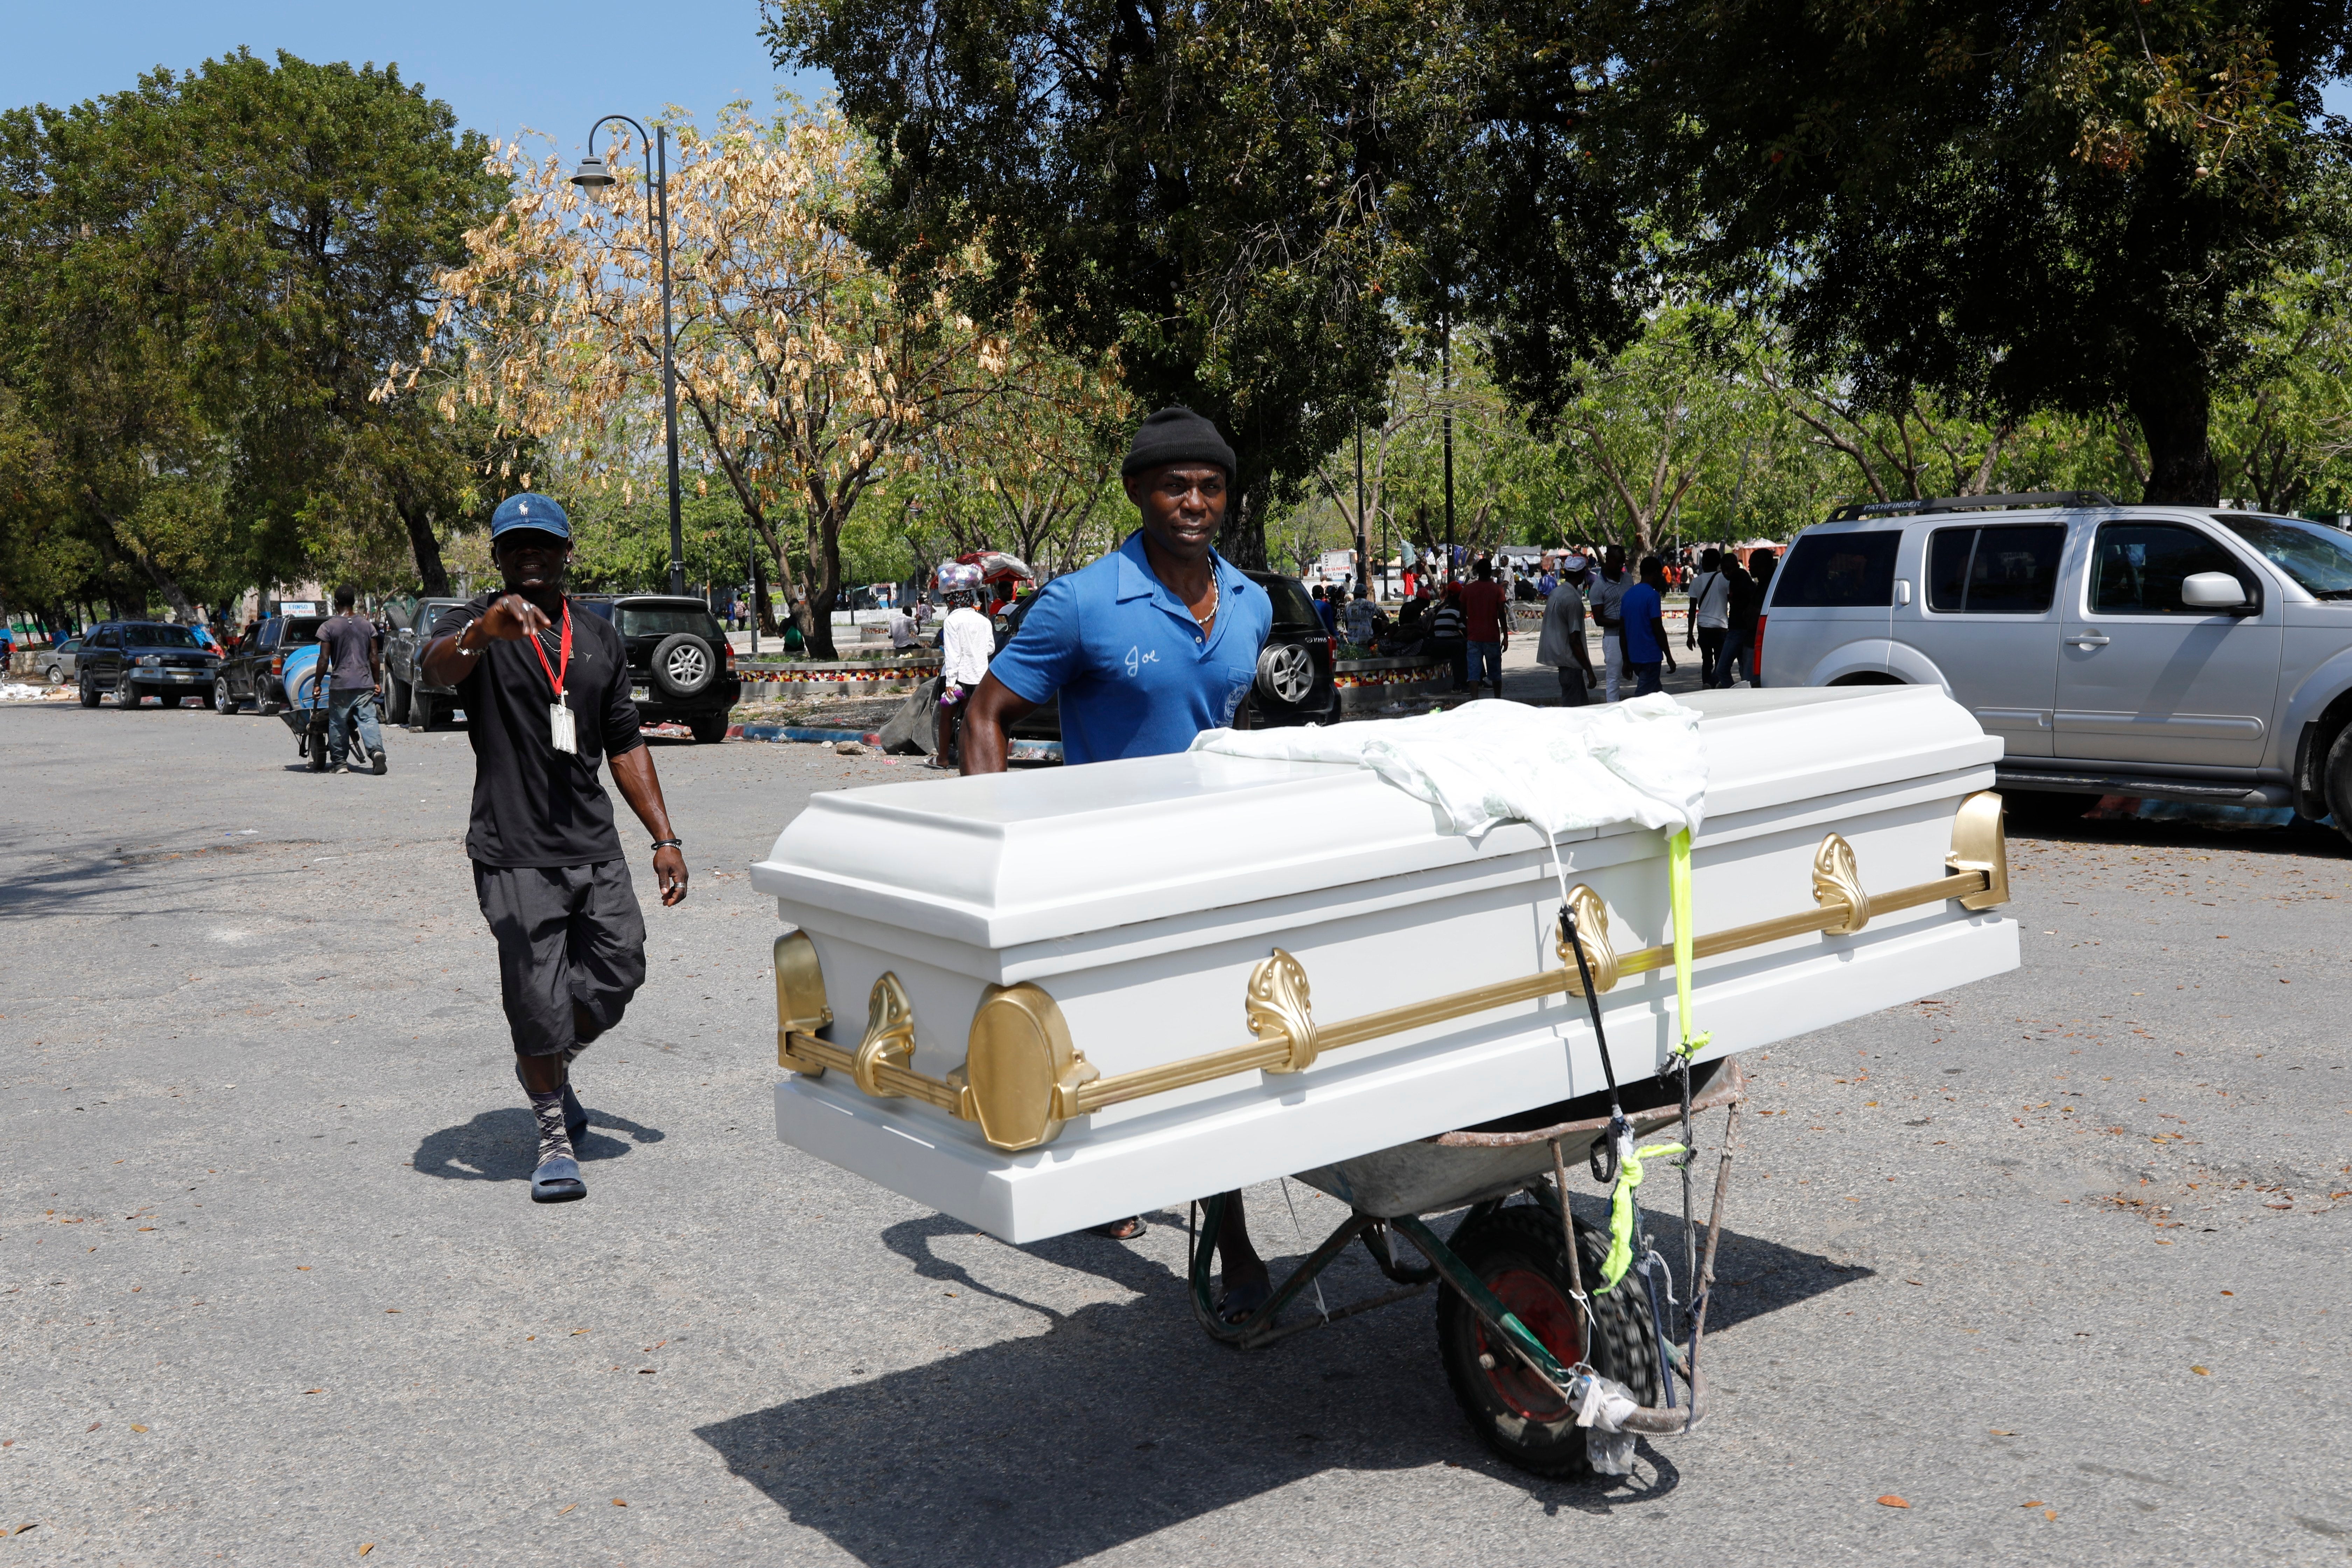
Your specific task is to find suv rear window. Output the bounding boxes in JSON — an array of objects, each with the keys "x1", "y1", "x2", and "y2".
[
  {"x1": 1926, "y1": 525, "x2": 2066, "y2": 614},
  {"x1": 1259, "y1": 576, "x2": 1322, "y2": 629},
  {"x1": 1773, "y1": 532, "x2": 1900, "y2": 607},
  {"x1": 123, "y1": 624, "x2": 203, "y2": 648},
  {"x1": 616, "y1": 606, "x2": 724, "y2": 640}
]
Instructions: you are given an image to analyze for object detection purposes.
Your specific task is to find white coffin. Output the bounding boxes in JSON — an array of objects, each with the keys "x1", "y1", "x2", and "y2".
[{"x1": 751, "y1": 686, "x2": 2019, "y2": 1242}]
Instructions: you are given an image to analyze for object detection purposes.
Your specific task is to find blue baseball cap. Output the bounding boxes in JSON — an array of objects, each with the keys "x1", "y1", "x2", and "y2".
[{"x1": 490, "y1": 492, "x2": 571, "y2": 541}]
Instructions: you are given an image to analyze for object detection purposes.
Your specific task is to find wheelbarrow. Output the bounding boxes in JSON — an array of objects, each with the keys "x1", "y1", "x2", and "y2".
[
  {"x1": 1187, "y1": 1053, "x2": 1747, "y2": 1477},
  {"x1": 276, "y1": 645, "x2": 387, "y2": 774}
]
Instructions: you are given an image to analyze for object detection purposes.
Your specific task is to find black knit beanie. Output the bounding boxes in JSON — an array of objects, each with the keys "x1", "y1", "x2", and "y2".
[{"x1": 1121, "y1": 406, "x2": 1237, "y2": 480}]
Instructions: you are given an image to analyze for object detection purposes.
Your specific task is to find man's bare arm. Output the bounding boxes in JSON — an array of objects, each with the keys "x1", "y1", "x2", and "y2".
[
  {"x1": 609, "y1": 746, "x2": 688, "y2": 905},
  {"x1": 959, "y1": 673, "x2": 1039, "y2": 775}
]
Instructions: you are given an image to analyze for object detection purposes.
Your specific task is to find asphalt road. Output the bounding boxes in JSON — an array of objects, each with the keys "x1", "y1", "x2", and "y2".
[{"x1": 2, "y1": 699, "x2": 2347, "y2": 1566}]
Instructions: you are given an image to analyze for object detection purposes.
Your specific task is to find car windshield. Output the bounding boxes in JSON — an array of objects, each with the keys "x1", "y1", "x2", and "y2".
[
  {"x1": 280, "y1": 617, "x2": 324, "y2": 645},
  {"x1": 617, "y1": 606, "x2": 720, "y2": 639},
  {"x1": 1259, "y1": 576, "x2": 1323, "y2": 628},
  {"x1": 124, "y1": 624, "x2": 202, "y2": 648},
  {"x1": 2213, "y1": 514, "x2": 2352, "y2": 598}
]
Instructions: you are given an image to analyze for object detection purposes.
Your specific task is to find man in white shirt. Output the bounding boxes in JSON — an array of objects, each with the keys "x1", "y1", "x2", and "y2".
[
  {"x1": 1684, "y1": 547, "x2": 1731, "y2": 685},
  {"x1": 888, "y1": 601, "x2": 918, "y2": 652},
  {"x1": 1587, "y1": 546, "x2": 1630, "y2": 702},
  {"x1": 933, "y1": 588, "x2": 994, "y2": 768}
]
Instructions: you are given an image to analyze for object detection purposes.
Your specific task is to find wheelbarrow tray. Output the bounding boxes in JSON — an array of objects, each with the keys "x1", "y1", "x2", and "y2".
[{"x1": 1292, "y1": 1056, "x2": 1743, "y2": 1218}]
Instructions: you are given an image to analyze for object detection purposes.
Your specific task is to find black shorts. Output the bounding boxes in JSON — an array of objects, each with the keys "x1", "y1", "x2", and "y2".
[{"x1": 472, "y1": 860, "x2": 647, "y2": 1057}]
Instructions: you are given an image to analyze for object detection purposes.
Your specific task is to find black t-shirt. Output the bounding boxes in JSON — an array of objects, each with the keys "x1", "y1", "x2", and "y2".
[{"x1": 444, "y1": 593, "x2": 644, "y2": 868}]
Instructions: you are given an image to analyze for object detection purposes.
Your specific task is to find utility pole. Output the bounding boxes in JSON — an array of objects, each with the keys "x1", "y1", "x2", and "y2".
[
  {"x1": 1442, "y1": 310, "x2": 1456, "y2": 582},
  {"x1": 1354, "y1": 421, "x2": 1370, "y2": 601}
]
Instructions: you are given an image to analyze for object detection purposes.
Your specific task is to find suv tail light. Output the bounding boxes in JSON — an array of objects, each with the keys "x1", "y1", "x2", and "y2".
[
  {"x1": 1325, "y1": 635, "x2": 1336, "y2": 664},
  {"x1": 722, "y1": 643, "x2": 736, "y2": 671},
  {"x1": 1750, "y1": 614, "x2": 1766, "y2": 680},
  {"x1": 271, "y1": 653, "x2": 284, "y2": 677}
]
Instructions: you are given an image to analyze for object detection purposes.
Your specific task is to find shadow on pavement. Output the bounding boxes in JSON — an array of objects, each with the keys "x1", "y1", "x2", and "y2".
[
  {"x1": 693, "y1": 1207, "x2": 1858, "y2": 1564},
  {"x1": 409, "y1": 1105, "x2": 665, "y2": 1182}
]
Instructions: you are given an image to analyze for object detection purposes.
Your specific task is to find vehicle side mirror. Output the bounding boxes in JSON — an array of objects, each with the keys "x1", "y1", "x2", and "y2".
[{"x1": 2181, "y1": 572, "x2": 2249, "y2": 611}]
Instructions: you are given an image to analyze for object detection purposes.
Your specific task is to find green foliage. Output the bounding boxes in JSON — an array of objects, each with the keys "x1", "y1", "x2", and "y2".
[
  {"x1": 766, "y1": 0, "x2": 1457, "y2": 565},
  {"x1": 1561, "y1": 0, "x2": 2352, "y2": 504},
  {"x1": 0, "y1": 50, "x2": 505, "y2": 619}
]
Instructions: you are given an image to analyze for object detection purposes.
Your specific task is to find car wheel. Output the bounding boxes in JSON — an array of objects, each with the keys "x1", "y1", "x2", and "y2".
[
  {"x1": 115, "y1": 676, "x2": 141, "y2": 709},
  {"x1": 214, "y1": 676, "x2": 237, "y2": 713},
  {"x1": 689, "y1": 713, "x2": 730, "y2": 744},
  {"x1": 45, "y1": 663, "x2": 62, "y2": 685},
  {"x1": 1254, "y1": 642, "x2": 1317, "y2": 707},
  {"x1": 415, "y1": 690, "x2": 442, "y2": 731},
  {"x1": 385, "y1": 672, "x2": 411, "y2": 725},
  {"x1": 2323, "y1": 727, "x2": 2352, "y2": 848},
  {"x1": 650, "y1": 633, "x2": 716, "y2": 701},
  {"x1": 79, "y1": 674, "x2": 100, "y2": 708}
]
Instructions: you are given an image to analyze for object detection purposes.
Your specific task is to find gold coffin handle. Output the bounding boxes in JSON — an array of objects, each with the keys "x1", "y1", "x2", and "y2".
[
  {"x1": 1557, "y1": 884, "x2": 1619, "y2": 993},
  {"x1": 1247, "y1": 949, "x2": 1320, "y2": 1072},
  {"x1": 949, "y1": 983, "x2": 1098, "y2": 1152},
  {"x1": 1948, "y1": 790, "x2": 2010, "y2": 911},
  {"x1": 1812, "y1": 833, "x2": 1870, "y2": 934},
  {"x1": 853, "y1": 973, "x2": 918, "y2": 1098},
  {"x1": 774, "y1": 931, "x2": 834, "y2": 1073}
]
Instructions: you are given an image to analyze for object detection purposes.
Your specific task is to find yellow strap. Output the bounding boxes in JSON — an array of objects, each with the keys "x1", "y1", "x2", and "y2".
[
  {"x1": 1669, "y1": 828, "x2": 1711, "y2": 1062},
  {"x1": 1598, "y1": 1141, "x2": 1688, "y2": 1291}
]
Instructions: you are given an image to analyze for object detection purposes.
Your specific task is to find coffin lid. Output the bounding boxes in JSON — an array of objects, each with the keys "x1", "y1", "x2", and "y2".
[{"x1": 750, "y1": 685, "x2": 1998, "y2": 951}]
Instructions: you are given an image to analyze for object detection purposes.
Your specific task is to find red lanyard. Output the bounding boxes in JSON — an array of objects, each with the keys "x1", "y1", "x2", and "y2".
[{"x1": 526, "y1": 600, "x2": 572, "y2": 699}]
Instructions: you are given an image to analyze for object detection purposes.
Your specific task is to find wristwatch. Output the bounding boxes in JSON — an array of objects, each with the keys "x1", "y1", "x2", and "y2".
[{"x1": 651, "y1": 838, "x2": 682, "y2": 850}]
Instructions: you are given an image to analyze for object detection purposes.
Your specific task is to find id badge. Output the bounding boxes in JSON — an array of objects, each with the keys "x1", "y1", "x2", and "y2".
[{"x1": 550, "y1": 700, "x2": 578, "y2": 754}]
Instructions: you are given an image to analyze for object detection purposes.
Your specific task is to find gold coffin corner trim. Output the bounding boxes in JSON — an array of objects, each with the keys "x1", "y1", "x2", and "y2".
[
  {"x1": 786, "y1": 796, "x2": 2013, "y2": 1150},
  {"x1": 1947, "y1": 789, "x2": 2010, "y2": 911},
  {"x1": 1556, "y1": 884, "x2": 1619, "y2": 992},
  {"x1": 1247, "y1": 950, "x2": 1320, "y2": 1073},
  {"x1": 773, "y1": 930, "x2": 834, "y2": 1073},
  {"x1": 853, "y1": 973, "x2": 918, "y2": 1098},
  {"x1": 1812, "y1": 833, "x2": 1870, "y2": 934},
  {"x1": 948, "y1": 983, "x2": 1098, "y2": 1152}
]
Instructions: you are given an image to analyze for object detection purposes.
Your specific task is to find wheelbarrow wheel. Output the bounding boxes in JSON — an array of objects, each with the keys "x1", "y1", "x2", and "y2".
[{"x1": 1435, "y1": 1204, "x2": 1659, "y2": 1478}]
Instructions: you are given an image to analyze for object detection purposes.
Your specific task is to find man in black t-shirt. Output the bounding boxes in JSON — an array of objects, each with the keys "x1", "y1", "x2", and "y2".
[{"x1": 420, "y1": 493, "x2": 690, "y2": 1204}]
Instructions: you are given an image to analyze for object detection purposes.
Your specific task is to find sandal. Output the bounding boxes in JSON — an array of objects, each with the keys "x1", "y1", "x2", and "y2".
[
  {"x1": 1216, "y1": 1276, "x2": 1272, "y2": 1325},
  {"x1": 530, "y1": 1154, "x2": 586, "y2": 1204},
  {"x1": 1088, "y1": 1215, "x2": 1145, "y2": 1240}
]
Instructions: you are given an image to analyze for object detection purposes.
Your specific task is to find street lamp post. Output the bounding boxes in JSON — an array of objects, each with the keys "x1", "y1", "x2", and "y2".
[{"x1": 570, "y1": 116, "x2": 686, "y2": 598}]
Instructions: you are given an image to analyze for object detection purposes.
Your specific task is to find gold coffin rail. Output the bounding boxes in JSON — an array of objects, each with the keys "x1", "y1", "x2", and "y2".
[{"x1": 777, "y1": 790, "x2": 2010, "y2": 1151}]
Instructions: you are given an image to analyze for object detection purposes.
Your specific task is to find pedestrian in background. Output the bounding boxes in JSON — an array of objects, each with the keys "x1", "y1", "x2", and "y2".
[
  {"x1": 1428, "y1": 585, "x2": 1469, "y2": 691},
  {"x1": 1535, "y1": 558, "x2": 1595, "y2": 706},
  {"x1": 1459, "y1": 559, "x2": 1508, "y2": 697},
  {"x1": 1618, "y1": 556, "x2": 1676, "y2": 696},
  {"x1": 933, "y1": 582, "x2": 993, "y2": 769},
  {"x1": 1588, "y1": 546, "x2": 1630, "y2": 702},
  {"x1": 1686, "y1": 548, "x2": 1730, "y2": 685},
  {"x1": 1712, "y1": 554, "x2": 1759, "y2": 688},
  {"x1": 316, "y1": 586, "x2": 388, "y2": 775}
]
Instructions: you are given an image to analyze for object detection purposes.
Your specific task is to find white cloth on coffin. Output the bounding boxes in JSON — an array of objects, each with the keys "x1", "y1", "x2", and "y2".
[{"x1": 1189, "y1": 693, "x2": 1706, "y2": 840}]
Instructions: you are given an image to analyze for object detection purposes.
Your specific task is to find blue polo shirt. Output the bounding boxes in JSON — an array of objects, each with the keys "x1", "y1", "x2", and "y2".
[
  {"x1": 1620, "y1": 581, "x2": 1664, "y2": 663},
  {"x1": 988, "y1": 530, "x2": 1272, "y2": 765}
]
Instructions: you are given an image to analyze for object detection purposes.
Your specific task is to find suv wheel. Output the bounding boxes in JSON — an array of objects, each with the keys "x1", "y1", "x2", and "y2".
[
  {"x1": 2323, "y1": 727, "x2": 2352, "y2": 848},
  {"x1": 650, "y1": 633, "x2": 716, "y2": 700},
  {"x1": 214, "y1": 675, "x2": 238, "y2": 713},
  {"x1": 689, "y1": 713, "x2": 730, "y2": 744},
  {"x1": 1255, "y1": 642, "x2": 1316, "y2": 706},
  {"x1": 385, "y1": 673, "x2": 411, "y2": 725},
  {"x1": 114, "y1": 676, "x2": 141, "y2": 709},
  {"x1": 79, "y1": 674, "x2": 100, "y2": 708}
]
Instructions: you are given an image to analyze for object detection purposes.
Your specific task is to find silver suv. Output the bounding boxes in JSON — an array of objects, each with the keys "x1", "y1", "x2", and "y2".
[{"x1": 1758, "y1": 491, "x2": 2352, "y2": 834}]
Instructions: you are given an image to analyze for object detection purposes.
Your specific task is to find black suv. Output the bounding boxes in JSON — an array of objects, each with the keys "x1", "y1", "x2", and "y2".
[
  {"x1": 76, "y1": 622, "x2": 222, "y2": 708},
  {"x1": 575, "y1": 595, "x2": 741, "y2": 743},
  {"x1": 986, "y1": 568, "x2": 1337, "y2": 756},
  {"x1": 377, "y1": 595, "x2": 469, "y2": 729},
  {"x1": 214, "y1": 614, "x2": 326, "y2": 714}
]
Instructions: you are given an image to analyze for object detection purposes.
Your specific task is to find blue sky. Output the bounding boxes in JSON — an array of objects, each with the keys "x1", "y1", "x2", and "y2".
[{"x1": 2, "y1": 1, "x2": 832, "y2": 152}]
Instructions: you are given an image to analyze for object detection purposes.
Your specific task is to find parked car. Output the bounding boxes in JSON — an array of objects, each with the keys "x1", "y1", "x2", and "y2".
[
  {"x1": 574, "y1": 594, "x2": 742, "y2": 743},
  {"x1": 982, "y1": 568, "x2": 1338, "y2": 757},
  {"x1": 378, "y1": 595, "x2": 469, "y2": 729},
  {"x1": 1760, "y1": 491, "x2": 2352, "y2": 839},
  {"x1": 213, "y1": 614, "x2": 326, "y2": 714},
  {"x1": 75, "y1": 622, "x2": 222, "y2": 708},
  {"x1": 40, "y1": 638, "x2": 83, "y2": 684}
]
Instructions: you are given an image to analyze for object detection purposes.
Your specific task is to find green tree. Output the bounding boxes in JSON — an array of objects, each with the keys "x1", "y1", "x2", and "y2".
[
  {"x1": 764, "y1": 0, "x2": 1452, "y2": 566},
  {"x1": 1563, "y1": 0, "x2": 2352, "y2": 504},
  {"x1": 0, "y1": 50, "x2": 504, "y2": 618}
]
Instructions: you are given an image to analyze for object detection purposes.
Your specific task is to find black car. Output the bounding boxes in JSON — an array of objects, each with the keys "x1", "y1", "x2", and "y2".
[
  {"x1": 575, "y1": 595, "x2": 741, "y2": 743},
  {"x1": 377, "y1": 595, "x2": 469, "y2": 729},
  {"x1": 986, "y1": 568, "x2": 1337, "y2": 756},
  {"x1": 75, "y1": 622, "x2": 222, "y2": 709},
  {"x1": 213, "y1": 614, "x2": 326, "y2": 714}
]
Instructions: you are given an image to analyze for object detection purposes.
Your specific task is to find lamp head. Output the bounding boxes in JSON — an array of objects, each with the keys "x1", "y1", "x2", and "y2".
[{"x1": 569, "y1": 156, "x2": 616, "y2": 189}]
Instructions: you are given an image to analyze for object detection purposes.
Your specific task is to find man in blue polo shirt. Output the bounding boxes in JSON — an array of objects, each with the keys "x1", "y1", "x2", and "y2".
[{"x1": 960, "y1": 405, "x2": 1276, "y2": 1322}]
